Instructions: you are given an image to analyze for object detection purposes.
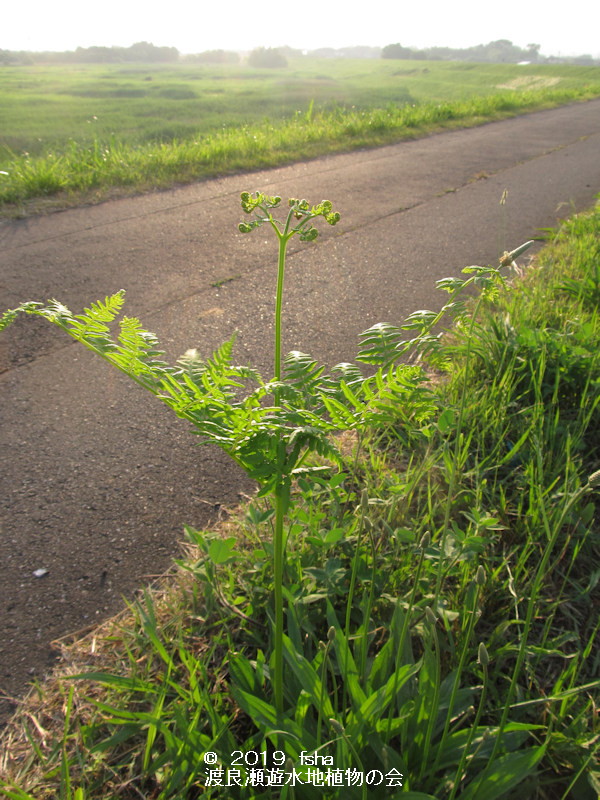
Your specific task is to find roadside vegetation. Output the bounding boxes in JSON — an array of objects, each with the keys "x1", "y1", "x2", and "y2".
[
  {"x1": 1, "y1": 192, "x2": 599, "y2": 798},
  {"x1": 1, "y1": 59, "x2": 600, "y2": 212}
]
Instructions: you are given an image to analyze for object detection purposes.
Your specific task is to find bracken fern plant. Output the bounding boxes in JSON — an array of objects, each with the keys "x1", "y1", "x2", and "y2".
[
  {"x1": 0, "y1": 193, "x2": 436, "y2": 721},
  {"x1": 3, "y1": 194, "x2": 557, "y2": 798}
]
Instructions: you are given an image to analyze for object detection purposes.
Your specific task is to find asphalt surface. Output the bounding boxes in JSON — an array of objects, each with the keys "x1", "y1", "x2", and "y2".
[{"x1": 1, "y1": 98, "x2": 600, "y2": 721}]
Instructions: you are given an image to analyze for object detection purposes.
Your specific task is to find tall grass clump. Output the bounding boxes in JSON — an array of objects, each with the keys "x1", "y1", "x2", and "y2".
[
  {"x1": 1, "y1": 197, "x2": 599, "y2": 799},
  {"x1": 2, "y1": 83, "x2": 600, "y2": 211}
]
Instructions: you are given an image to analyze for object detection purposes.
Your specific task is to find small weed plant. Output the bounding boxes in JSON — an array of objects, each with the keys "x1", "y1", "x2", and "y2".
[{"x1": 1, "y1": 196, "x2": 599, "y2": 799}]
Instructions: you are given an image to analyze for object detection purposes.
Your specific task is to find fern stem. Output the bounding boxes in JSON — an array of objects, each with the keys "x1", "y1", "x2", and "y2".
[
  {"x1": 274, "y1": 233, "x2": 290, "y2": 384},
  {"x1": 271, "y1": 215, "x2": 292, "y2": 721}
]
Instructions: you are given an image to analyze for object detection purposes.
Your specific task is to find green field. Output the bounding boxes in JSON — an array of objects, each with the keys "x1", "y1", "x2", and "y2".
[{"x1": 1, "y1": 59, "x2": 600, "y2": 211}]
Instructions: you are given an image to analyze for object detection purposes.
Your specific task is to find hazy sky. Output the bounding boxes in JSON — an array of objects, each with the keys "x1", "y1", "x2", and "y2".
[{"x1": 4, "y1": 0, "x2": 600, "y2": 58}]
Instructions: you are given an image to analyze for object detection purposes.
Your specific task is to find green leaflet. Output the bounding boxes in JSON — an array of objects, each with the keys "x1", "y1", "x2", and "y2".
[
  {"x1": 282, "y1": 635, "x2": 336, "y2": 719},
  {"x1": 459, "y1": 743, "x2": 547, "y2": 800},
  {"x1": 356, "y1": 322, "x2": 403, "y2": 366}
]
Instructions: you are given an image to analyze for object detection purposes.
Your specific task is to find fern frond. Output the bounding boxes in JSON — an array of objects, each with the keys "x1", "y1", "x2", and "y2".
[
  {"x1": 79, "y1": 293, "x2": 126, "y2": 323},
  {"x1": 0, "y1": 302, "x2": 42, "y2": 331},
  {"x1": 436, "y1": 276, "x2": 466, "y2": 294},
  {"x1": 265, "y1": 380, "x2": 305, "y2": 408},
  {"x1": 360, "y1": 364, "x2": 439, "y2": 429},
  {"x1": 286, "y1": 425, "x2": 343, "y2": 466},
  {"x1": 117, "y1": 316, "x2": 160, "y2": 352},
  {"x1": 356, "y1": 322, "x2": 403, "y2": 366},
  {"x1": 330, "y1": 362, "x2": 364, "y2": 386},
  {"x1": 339, "y1": 379, "x2": 370, "y2": 412},
  {"x1": 284, "y1": 351, "x2": 325, "y2": 390},
  {"x1": 401, "y1": 309, "x2": 437, "y2": 332},
  {"x1": 58, "y1": 293, "x2": 126, "y2": 341},
  {"x1": 320, "y1": 394, "x2": 361, "y2": 428},
  {"x1": 8, "y1": 294, "x2": 127, "y2": 358},
  {"x1": 45, "y1": 299, "x2": 76, "y2": 323},
  {"x1": 206, "y1": 335, "x2": 236, "y2": 372},
  {"x1": 176, "y1": 335, "x2": 262, "y2": 400},
  {"x1": 176, "y1": 348, "x2": 207, "y2": 381}
]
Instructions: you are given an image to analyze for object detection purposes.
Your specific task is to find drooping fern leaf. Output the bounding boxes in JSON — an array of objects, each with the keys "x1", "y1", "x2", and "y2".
[
  {"x1": 0, "y1": 290, "x2": 435, "y2": 491},
  {"x1": 77, "y1": 293, "x2": 126, "y2": 324},
  {"x1": 0, "y1": 302, "x2": 41, "y2": 332},
  {"x1": 107, "y1": 316, "x2": 173, "y2": 390},
  {"x1": 0, "y1": 293, "x2": 127, "y2": 354},
  {"x1": 55, "y1": 293, "x2": 126, "y2": 346}
]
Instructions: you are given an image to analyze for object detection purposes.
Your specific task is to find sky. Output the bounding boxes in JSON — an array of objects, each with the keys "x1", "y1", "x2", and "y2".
[{"x1": 3, "y1": 0, "x2": 600, "y2": 58}]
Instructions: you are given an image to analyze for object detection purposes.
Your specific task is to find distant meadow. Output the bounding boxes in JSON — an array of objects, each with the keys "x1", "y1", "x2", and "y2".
[{"x1": 1, "y1": 59, "x2": 600, "y2": 210}]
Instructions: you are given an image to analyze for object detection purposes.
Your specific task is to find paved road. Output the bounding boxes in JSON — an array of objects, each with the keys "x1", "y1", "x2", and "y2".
[{"x1": 1, "y1": 99, "x2": 599, "y2": 720}]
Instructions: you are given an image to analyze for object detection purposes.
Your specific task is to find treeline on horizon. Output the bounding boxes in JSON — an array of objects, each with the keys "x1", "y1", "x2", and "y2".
[{"x1": 1, "y1": 38, "x2": 598, "y2": 67}]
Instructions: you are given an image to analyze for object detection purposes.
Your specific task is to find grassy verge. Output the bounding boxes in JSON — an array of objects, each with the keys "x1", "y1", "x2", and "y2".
[
  {"x1": 1, "y1": 202, "x2": 600, "y2": 799},
  {"x1": 1, "y1": 83, "x2": 600, "y2": 215}
]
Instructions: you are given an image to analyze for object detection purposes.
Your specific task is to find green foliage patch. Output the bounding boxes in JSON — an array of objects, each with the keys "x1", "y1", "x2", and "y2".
[{"x1": 1, "y1": 197, "x2": 599, "y2": 798}]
